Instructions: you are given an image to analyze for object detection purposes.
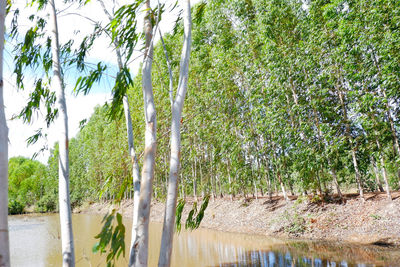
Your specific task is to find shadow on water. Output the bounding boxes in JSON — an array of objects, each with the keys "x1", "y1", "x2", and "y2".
[{"x1": 212, "y1": 242, "x2": 400, "y2": 267}]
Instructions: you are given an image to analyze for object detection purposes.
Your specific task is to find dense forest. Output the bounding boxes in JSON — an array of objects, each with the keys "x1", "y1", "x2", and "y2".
[{"x1": 8, "y1": 0, "x2": 400, "y2": 215}]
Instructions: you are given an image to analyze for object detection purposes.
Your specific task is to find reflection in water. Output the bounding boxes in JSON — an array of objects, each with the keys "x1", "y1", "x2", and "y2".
[
  {"x1": 8, "y1": 214, "x2": 400, "y2": 266},
  {"x1": 214, "y1": 250, "x2": 371, "y2": 267}
]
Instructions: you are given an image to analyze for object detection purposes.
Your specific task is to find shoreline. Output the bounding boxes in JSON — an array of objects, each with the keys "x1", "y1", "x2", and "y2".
[{"x1": 75, "y1": 191, "x2": 400, "y2": 248}]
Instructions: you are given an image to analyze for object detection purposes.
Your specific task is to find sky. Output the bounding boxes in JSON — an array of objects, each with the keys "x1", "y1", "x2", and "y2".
[{"x1": 4, "y1": 0, "x2": 197, "y2": 163}]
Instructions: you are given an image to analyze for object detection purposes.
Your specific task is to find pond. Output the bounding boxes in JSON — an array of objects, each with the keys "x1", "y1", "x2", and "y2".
[{"x1": 8, "y1": 213, "x2": 400, "y2": 266}]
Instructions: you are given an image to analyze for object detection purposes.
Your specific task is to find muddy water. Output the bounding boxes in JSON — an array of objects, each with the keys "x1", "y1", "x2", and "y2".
[{"x1": 8, "y1": 213, "x2": 400, "y2": 266}]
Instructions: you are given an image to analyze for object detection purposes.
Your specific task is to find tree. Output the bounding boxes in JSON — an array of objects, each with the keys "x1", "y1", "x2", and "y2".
[
  {"x1": 11, "y1": 0, "x2": 77, "y2": 264},
  {"x1": 158, "y1": 0, "x2": 192, "y2": 266},
  {"x1": 0, "y1": 0, "x2": 9, "y2": 264},
  {"x1": 130, "y1": 1, "x2": 157, "y2": 265},
  {"x1": 49, "y1": 0, "x2": 75, "y2": 265}
]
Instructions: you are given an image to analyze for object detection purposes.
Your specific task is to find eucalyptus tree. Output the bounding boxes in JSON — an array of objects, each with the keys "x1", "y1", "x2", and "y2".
[
  {"x1": 0, "y1": 0, "x2": 9, "y2": 265},
  {"x1": 11, "y1": 0, "x2": 89, "y2": 264},
  {"x1": 130, "y1": 0, "x2": 157, "y2": 265},
  {"x1": 48, "y1": 0, "x2": 76, "y2": 264},
  {"x1": 72, "y1": 0, "x2": 143, "y2": 259},
  {"x1": 158, "y1": 0, "x2": 192, "y2": 265}
]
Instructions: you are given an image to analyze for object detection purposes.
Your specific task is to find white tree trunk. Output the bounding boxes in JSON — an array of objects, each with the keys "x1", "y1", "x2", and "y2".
[
  {"x1": 131, "y1": 1, "x2": 157, "y2": 266},
  {"x1": 124, "y1": 95, "x2": 142, "y2": 264},
  {"x1": 94, "y1": 2, "x2": 143, "y2": 260},
  {"x1": 110, "y1": 27, "x2": 142, "y2": 263},
  {"x1": 158, "y1": 1, "x2": 192, "y2": 264},
  {"x1": 0, "y1": 0, "x2": 9, "y2": 265},
  {"x1": 49, "y1": 1, "x2": 75, "y2": 266}
]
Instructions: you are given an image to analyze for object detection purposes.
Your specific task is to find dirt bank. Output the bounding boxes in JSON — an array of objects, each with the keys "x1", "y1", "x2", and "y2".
[{"x1": 77, "y1": 191, "x2": 400, "y2": 247}]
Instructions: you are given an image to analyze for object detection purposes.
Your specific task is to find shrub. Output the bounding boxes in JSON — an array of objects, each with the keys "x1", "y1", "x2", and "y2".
[
  {"x1": 35, "y1": 194, "x2": 57, "y2": 213},
  {"x1": 8, "y1": 199, "x2": 25, "y2": 215}
]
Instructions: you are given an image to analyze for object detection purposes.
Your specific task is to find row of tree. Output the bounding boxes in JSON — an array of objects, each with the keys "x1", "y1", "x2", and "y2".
[
  {"x1": 53, "y1": 0, "x2": 400, "y2": 205},
  {"x1": 2, "y1": 0, "x2": 400, "y2": 266}
]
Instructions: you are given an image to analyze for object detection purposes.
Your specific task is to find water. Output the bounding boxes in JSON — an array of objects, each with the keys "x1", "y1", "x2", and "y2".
[{"x1": 8, "y1": 213, "x2": 400, "y2": 266}]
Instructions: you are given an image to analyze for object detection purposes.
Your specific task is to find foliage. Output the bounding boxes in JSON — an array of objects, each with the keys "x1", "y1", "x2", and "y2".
[
  {"x1": 8, "y1": 199, "x2": 24, "y2": 215},
  {"x1": 8, "y1": 157, "x2": 51, "y2": 214},
  {"x1": 34, "y1": 0, "x2": 400, "y2": 207},
  {"x1": 185, "y1": 195, "x2": 210, "y2": 231},
  {"x1": 92, "y1": 210, "x2": 126, "y2": 267}
]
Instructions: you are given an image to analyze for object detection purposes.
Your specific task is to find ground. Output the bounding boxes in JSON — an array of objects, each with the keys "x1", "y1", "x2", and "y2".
[{"x1": 77, "y1": 191, "x2": 400, "y2": 247}]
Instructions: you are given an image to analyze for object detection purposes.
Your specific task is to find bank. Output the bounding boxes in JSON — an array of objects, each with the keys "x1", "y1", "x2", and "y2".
[{"x1": 76, "y1": 191, "x2": 400, "y2": 248}]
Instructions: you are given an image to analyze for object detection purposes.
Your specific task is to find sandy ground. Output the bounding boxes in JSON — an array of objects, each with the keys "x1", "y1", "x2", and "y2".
[{"x1": 76, "y1": 191, "x2": 400, "y2": 247}]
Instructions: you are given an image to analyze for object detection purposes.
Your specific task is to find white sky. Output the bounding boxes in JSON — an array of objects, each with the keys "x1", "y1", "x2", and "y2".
[{"x1": 4, "y1": 0, "x2": 199, "y2": 163}]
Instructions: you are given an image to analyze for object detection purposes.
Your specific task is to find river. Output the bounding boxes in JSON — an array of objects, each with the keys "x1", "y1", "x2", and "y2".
[{"x1": 8, "y1": 213, "x2": 400, "y2": 266}]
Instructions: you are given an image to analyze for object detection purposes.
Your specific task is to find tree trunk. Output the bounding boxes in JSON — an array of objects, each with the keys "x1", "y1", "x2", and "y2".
[
  {"x1": 264, "y1": 158, "x2": 272, "y2": 201},
  {"x1": 96, "y1": 3, "x2": 142, "y2": 257},
  {"x1": 329, "y1": 164, "x2": 343, "y2": 200},
  {"x1": 193, "y1": 158, "x2": 197, "y2": 200},
  {"x1": 158, "y1": 1, "x2": 191, "y2": 265},
  {"x1": 375, "y1": 140, "x2": 392, "y2": 200},
  {"x1": 111, "y1": 25, "x2": 142, "y2": 260},
  {"x1": 124, "y1": 95, "x2": 142, "y2": 262},
  {"x1": 0, "y1": 0, "x2": 9, "y2": 265},
  {"x1": 49, "y1": 1, "x2": 75, "y2": 266},
  {"x1": 277, "y1": 170, "x2": 289, "y2": 202},
  {"x1": 379, "y1": 156, "x2": 392, "y2": 200},
  {"x1": 131, "y1": 1, "x2": 157, "y2": 266},
  {"x1": 371, "y1": 156, "x2": 384, "y2": 192},
  {"x1": 336, "y1": 86, "x2": 364, "y2": 202}
]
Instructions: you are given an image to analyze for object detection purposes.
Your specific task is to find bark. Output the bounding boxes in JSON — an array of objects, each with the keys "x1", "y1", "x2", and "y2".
[
  {"x1": 277, "y1": 170, "x2": 289, "y2": 202},
  {"x1": 379, "y1": 156, "x2": 391, "y2": 200},
  {"x1": 336, "y1": 86, "x2": 364, "y2": 202},
  {"x1": 192, "y1": 158, "x2": 197, "y2": 200},
  {"x1": 49, "y1": 1, "x2": 75, "y2": 265},
  {"x1": 253, "y1": 177, "x2": 258, "y2": 200},
  {"x1": 328, "y1": 163, "x2": 343, "y2": 200},
  {"x1": 371, "y1": 156, "x2": 384, "y2": 192},
  {"x1": 0, "y1": 0, "x2": 9, "y2": 265},
  {"x1": 375, "y1": 140, "x2": 392, "y2": 200},
  {"x1": 124, "y1": 95, "x2": 142, "y2": 262},
  {"x1": 131, "y1": 1, "x2": 157, "y2": 266},
  {"x1": 103, "y1": 5, "x2": 142, "y2": 259},
  {"x1": 263, "y1": 158, "x2": 273, "y2": 201},
  {"x1": 158, "y1": 1, "x2": 191, "y2": 266}
]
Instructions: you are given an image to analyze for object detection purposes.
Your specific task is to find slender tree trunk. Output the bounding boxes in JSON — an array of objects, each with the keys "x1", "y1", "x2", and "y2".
[
  {"x1": 210, "y1": 155, "x2": 216, "y2": 201},
  {"x1": 371, "y1": 156, "x2": 384, "y2": 192},
  {"x1": 228, "y1": 173, "x2": 233, "y2": 201},
  {"x1": 131, "y1": 1, "x2": 157, "y2": 266},
  {"x1": 336, "y1": 86, "x2": 364, "y2": 202},
  {"x1": 193, "y1": 158, "x2": 197, "y2": 200},
  {"x1": 328, "y1": 164, "x2": 343, "y2": 200},
  {"x1": 277, "y1": 170, "x2": 289, "y2": 202},
  {"x1": 124, "y1": 95, "x2": 142, "y2": 261},
  {"x1": 96, "y1": 2, "x2": 142, "y2": 255},
  {"x1": 375, "y1": 140, "x2": 392, "y2": 200},
  {"x1": 311, "y1": 98, "x2": 343, "y2": 201},
  {"x1": 0, "y1": 0, "x2": 9, "y2": 265},
  {"x1": 253, "y1": 177, "x2": 258, "y2": 200},
  {"x1": 112, "y1": 25, "x2": 142, "y2": 260},
  {"x1": 264, "y1": 158, "x2": 272, "y2": 201},
  {"x1": 158, "y1": 1, "x2": 191, "y2": 265},
  {"x1": 379, "y1": 157, "x2": 391, "y2": 200},
  {"x1": 49, "y1": 1, "x2": 75, "y2": 265}
]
